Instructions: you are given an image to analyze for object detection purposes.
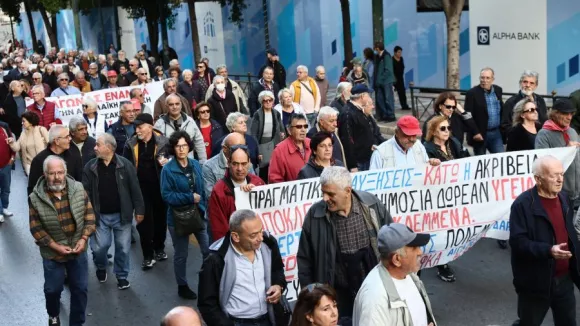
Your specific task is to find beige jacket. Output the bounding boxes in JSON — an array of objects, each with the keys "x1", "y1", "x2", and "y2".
[{"x1": 10, "y1": 126, "x2": 49, "y2": 171}]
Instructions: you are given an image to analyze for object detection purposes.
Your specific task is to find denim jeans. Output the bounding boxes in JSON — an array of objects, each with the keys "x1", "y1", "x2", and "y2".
[
  {"x1": 473, "y1": 129, "x2": 504, "y2": 155},
  {"x1": 375, "y1": 83, "x2": 395, "y2": 119},
  {"x1": 0, "y1": 164, "x2": 11, "y2": 209},
  {"x1": 168, "y1": 224, "x2": 209, "y2": 286},
  {"x1": 43, "y1": 251, "x2": 88, "y2": 326},
  {"x1": 94, "y1": 213, "x2": 132, "y2": 279},
  {"x1": 517, "y1": 274, "x2": 576, "y2": 326}
]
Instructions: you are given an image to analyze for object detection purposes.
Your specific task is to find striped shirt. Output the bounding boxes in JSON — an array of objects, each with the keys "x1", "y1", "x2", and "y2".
[{"x1": 29, "y1": 187, "x2": 95, "y2": 261}]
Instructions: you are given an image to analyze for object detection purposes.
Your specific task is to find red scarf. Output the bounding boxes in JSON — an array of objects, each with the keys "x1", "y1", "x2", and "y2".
[{"x1": 543, "y1": 120, "x2": 570, "y2": 145}]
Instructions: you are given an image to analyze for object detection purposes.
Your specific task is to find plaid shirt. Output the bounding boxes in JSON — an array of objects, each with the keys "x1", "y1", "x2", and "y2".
[
  {"x1": 485, "y1": 86, "x2": 501, "y2": 129},
  {"x1": 333, "y1": 195, "x2": 371, "y2": 254},
  {"x1": 29, "y1": 187, "x2": 95, "y2": 261}
]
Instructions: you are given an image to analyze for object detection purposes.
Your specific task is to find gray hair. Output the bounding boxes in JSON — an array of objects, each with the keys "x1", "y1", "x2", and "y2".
[
  {"x1": 98, "y1": 133, "x2": 117, "y2": 150},
  {"x1": 229, "y1": 209, "x2": 259, "y2": 233},
  {"x1": 317, "y1": 106, "x2": 338, "y2": 123},
  {"x1": 82, "y1": 95, "x2": 98, "y2": 109},
  {"x1": 8, "y1": 80, "x2": 20, "y2": 91},
  {"x1": 43, "y1": 155, "x2": 67, "y2": 175},
  {"x1": 512, "y1": 98, "x2": 535, "y2": 127},
  {"x1": 32, "y1": 72, "x2": 42, "y2": 79},
  {"x1": 336, "y1": 82, "x2": 352, "y2": 99},
  {"x1": 98, "y1": 54, "x2": 106, "y2": 61},
  {"x1": 297, "y1": 65, "x2": 308, "y2": 74},
  {"x1": 163, "y1": 78, "x2": 177, "y2": 90},
  {"x1": 182, "y1": 69, "x2": 193, "y2": 77},
  {"x1": 519, "y1": 70, "x2": 539, "y2": 86},
  {"x1": 320, "y1": 166, "x2": 352, "y2": 189},
  {"x1": 169, "y1": 59, "x2": 179, "y2": 66},
  {"x1": 165, "y1": 93, "x2": 181, "y2": 106},
  {"x1": 480, "y1": 67, "x2": 495, "y2": 76},
  {"x1": 532, "y1": 155, "x2": 561, "y2": 177},
  {"x1": 315, "y1": 65, "x2": 325, "y2": 73},
  {"x1": 216, "y1": 64, "x2": 227, "y2": 74},
  {"x1": 278, "y1": 88, "x2": 292, "y2": 101},
  {"x1": 75, "y1": 71, "x2": 85, "y2": 79},
  {"x1": 69, "y1": 116, "x2": 87, "y2": 132},
  {"x1": 89, "y1": 62, "x2": 98, "y2": 69},
  {"x1": 32, "y1": 85, "x2": 45, "y2": 96},
  {"x1": 48, "y1": 125, "x2": 68, "y2": 144},
  {"x1": 213, "y1": 75, "x2": 225, "y2": 85},
  {"x1": 258, "y1": 90, "x2": 275, "y2": 104},
  {"x1": 129, "y1": 59, "x2": 139, "y2": 66},
  {"x1": 225, "y1": 112, "x2": 246, "y2": 132},
  {"x1": 57, "y1": 72, "x2": 69, "y2": 80},
  {"x1": 350, "y1": 92, "x2": 367, "y2": 101},
  {"x1": 129, "y1": 88, "x2": 141, "y2": 99}
]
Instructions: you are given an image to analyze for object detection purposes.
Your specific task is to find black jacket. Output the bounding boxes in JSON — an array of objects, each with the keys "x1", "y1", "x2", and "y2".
[
  {"x1": 329, "y1": 97, "x2": 347, "y2": 114},
  {"x1": 113, "y1": 59, "x2": 130, "y2": 74},
  {"x1": 27, "y1": 146, "x2": 83, "y2": 195},
  {"x1": 464, "y1": 85, "x2": 505, "y2": 145},
  {"x1": 506, "y1": 122, "x2": 542, "y2": 152},
  {"x1": 338, "y1": 101, "x2": 385, "y2": 169},
  {"x1": 107, "y1": 120, "x2": 135, "y2": 155},
  {"x1": 248, "y1": 80, "x2": 280, "y2": 116},
  {"x1": 82, "y1": 154, "x2": 145, "y2": 226},
  {"x1": 69, "y1": 136, "x2": 97, "y2": 167},
  {"x1": 421, "y1": 112, "x2": 478, "y2": 144},
  {"x1": 2, "y1": 93, "x2": 27, "y2": 137},
  {"x1": 178, "y1": 80, "x2": 203, "y2": 106},
  {"x1": 423, "y1": 137, "x2": 469, "y2": 161},
  {"x1": 43, "y1": 72, "x2": 58, "y2": 91},
  {"x1": 501, "y1": 92, "x2": 548, "y2": 136},
  {"x1": 509, "y1": 187, "x2": 580, "y2": 297},
  {"x1": 207, "y1": 89, "x2": 239, "y2": 129},
  {"x1": 297, "y1": 158, "x2": 344, "y2": 180},
  {"x1": 297, "y1": 190, "x2": 393, "y2": 288},
  {"x1": 198, "y1": 231, "x2": 287, "y2": 326},
  {"x1": 125, "y1": 71, "x2": 138, "y2": 85},
  {"x1": 259, "y1": 60, "x2": 287, "y2": 89}
]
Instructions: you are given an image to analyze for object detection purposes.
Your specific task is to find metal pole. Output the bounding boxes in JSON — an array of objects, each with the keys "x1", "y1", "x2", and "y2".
[{"x1": 9, "y1": 17, "x2": 16, "y2": 45}]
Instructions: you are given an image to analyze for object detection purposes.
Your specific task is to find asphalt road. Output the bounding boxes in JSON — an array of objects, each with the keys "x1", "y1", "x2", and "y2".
[{"x1": 0, "y1": 163, "x2": 578, "y2": 326}]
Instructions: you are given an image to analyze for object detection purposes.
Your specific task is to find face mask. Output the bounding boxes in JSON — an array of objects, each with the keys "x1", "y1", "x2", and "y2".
[
  {"x1": 374, "y1": 50, "x2": 378, "y2": 56},
  {"x1": 216, "y1": 84, "x2": 225, "y2": 91}
]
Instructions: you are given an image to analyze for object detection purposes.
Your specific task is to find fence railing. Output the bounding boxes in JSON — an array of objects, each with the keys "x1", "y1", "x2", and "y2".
[
  {"x1": 409, "y1": 84, "x2": 569, "y2": 120},
  {"x1": 228, "y1": 73, "x2": 261, "y2": 98}
]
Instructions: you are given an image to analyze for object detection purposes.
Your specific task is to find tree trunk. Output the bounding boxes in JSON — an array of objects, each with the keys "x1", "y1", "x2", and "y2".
[
  {"x1": 146, "y1": 14, "x2": 159, "y2": 59},
  {"x1": 39, "y1": 6, "x2": 58, "y2": 49},
  {"x1": 112, "y1": 0, "x2": 122, "y2": 49},
  {"x1": 159, "y1": 1, "x2": 169, "y2": 51},
  {"x1": 262, "y1": 0, "x2": 270, "y2": 50},
  {"x1": 24, "y1": 0, "x2": 39, "y2": 53},
  {"x1": 442, "y1": 0, "x2": 465, "y2": 89},
  {"x1": 187, "y1": 0, "x2": 202, "y2": 64},
  {"x1": 97, "y1": 0, "x2": 105, "y2": 53},
  {"x1": 372, "y1": 0, "x2": 383, "y2": 44},
  {"x1": 72, "y1": 0, "x2": 83, "y2": 49},
  {"x1": 340, "y1": 0, "x2": 353, "y2": 69}
]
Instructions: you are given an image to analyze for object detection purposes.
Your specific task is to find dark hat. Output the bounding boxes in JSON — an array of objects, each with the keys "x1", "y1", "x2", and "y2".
[
  {"x1": 351, "y1": 84, "x2": 373, "y2": 95},
  {"x1": 266, "y1": 48, "x2": 278, "y2": 56},
  {"x1": 134, "y1": 113, "x2": 153, "y2": 126},
  {"x1": 552, "y1": 99, "x2": 575, "y2": 113},
  {"x1": 377, "y1": 223, "x2": 431, "y2": 254}
]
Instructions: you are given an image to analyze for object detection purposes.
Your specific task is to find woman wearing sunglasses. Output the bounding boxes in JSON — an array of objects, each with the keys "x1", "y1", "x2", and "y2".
[
  {"x1": 506, "y1": 98, "x2": 541, "y2": 152},
  {"x1": 291, "y1": 283, "x2": 339, "y2": 326},
  {"x1": 423, "y1": 115, "x2": 469, "y2": 283},
  {"x1": 194, "y1": 102, "x2": 226, "y2": 158},
  {"x1": 422, "y1": 92, "x2": 478, "y2": 146}
]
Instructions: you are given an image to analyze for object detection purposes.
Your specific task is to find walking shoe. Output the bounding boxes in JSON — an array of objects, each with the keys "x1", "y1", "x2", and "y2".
[
  {"x1": 0, "y1": 214, "x2": 4, "y2": 223},
  {"x1": 96, "y1": 269, "x2": 107, "y2": 283},
  {"x1": 48, "y1": 316, "x2": 60, "y2": 325},
  {"x1": 437, "y1": 264, "x2": 456, "y2": 282},
  {"x1": 497, "y1": 240, "x2": 508, "y2": 249},
  {"x1": 2, "y1": 209, "x2": 13, "y2": 217},
  {"x1": 141, "y1": 259, "x2": 156, "y2": 270},
  {"x1": 117, "y1": 279, "x2": 131, "y2": 290},
  {"x1": 178, "y1": 285, "x2": 198, "y2": 300},
  {"x1": 155, "y1": 250, "x2": 168, "y2": 261}
]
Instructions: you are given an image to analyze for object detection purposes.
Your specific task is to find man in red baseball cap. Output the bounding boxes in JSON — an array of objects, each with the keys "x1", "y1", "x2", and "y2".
[
  {"x1": 370, "y1": 115, "x2": 440, "y2": 170},
  {"x1": 105, "y1": 70, "x2": 119, "y2": 89}
]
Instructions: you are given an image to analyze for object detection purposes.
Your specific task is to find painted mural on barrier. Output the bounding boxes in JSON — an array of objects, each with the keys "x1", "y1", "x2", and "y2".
[{"x1": 235, "y1": 147, "x2": 577, "y2": 301}]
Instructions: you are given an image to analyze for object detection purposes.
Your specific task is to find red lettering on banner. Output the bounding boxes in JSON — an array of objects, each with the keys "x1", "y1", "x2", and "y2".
[
  {"x1": 273, "y1": 209, "x2": 287, "y2": 234},
  {"x1": 395, "y1": 207, "x2": 471, "y2": 233},
  {"x1": 492, "y1": 176, "x2": 535, "y2": 201},
  {"x1": 420, "y1": 251, "x2": 442, "y2": 268},
  {"x1": 424, "y1": 163, "x2": 460, "y2": 186}
]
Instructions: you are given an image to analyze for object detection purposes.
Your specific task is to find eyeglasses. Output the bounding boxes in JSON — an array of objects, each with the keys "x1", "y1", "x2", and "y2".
[
  {"x1": 197, "y1": 65, "x2": 204, "y2": 68},
  {"x1": 175, "y1": 144, "x2": 189, "y2": 150},
  {"x1": 229, "y1": 144, "x2": 248, "y2": 151},
  {"x1": 439, "y1": 126, "x2": 451, "y2": 132},
  {"x1": 262, "y1": 98, "x2": 274, "y2": 103},
  {"x1": 524, "y1": 108, "x2": 537, "y2": 113},
  {"x1": 291, "y1": 124, "x2": 309, "y2": 129},
  {"x1": 33, "y1": 78, "x2": 41, "y2": 81},
  {"x1": 47, "y1": 171, "x2": 65, "y2": 177},
  {"x1": 198, "y1": 110, "x2": 210, "y2": 114},
  {"x1": 59, "y1": 79, "x2": 69, "y2": 82},
  {"x1": 443, "y1": 104, "x2": 456, "y2": 110},
  {"x1": 129, "y1": 64, "x2": 137, "y2": 67},
  {"x1": 139, "y1": 73, "x2": 147, "y2": 76}
]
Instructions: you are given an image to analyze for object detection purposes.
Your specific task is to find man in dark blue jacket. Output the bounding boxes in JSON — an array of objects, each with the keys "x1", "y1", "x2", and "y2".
[{"x1": 509, "y1": 155, "x2": 580, "y2": 326}]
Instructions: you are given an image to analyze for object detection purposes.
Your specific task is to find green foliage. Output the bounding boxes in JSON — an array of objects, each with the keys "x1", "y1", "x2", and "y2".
[
  {"x1": 0, "y1": 0, "x2": 24, "y2": 23},
  {"x1": 218, "y1": 0, "x2": 247, "y2": 26}
]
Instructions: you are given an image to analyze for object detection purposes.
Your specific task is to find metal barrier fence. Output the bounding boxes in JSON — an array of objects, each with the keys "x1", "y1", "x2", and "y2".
[
  {"x1": 409, "y1": 84, "x2": 569, "y2": 121},
  {"x1": 228, "y1": 73, "x2": 261, "y2": 98}
]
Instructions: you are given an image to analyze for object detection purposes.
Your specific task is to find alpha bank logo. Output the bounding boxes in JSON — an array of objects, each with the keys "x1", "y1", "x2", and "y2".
[
  {"x1": 477, "y1": 26, "x2": 490, "y2": 45},
  {"x1": 203, "y1": 12, "x2": 216, "y2": 38}
]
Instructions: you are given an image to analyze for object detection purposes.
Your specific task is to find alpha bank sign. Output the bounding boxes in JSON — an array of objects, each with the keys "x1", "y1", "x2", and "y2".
[{"x1": 477, "y1": 26, "x2": 540, "y2": 45}]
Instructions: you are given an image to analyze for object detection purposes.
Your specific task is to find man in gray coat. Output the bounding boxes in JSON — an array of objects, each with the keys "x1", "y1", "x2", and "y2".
[{"x1": 82, "y1": 133, "x2": 144, "y2": 289}]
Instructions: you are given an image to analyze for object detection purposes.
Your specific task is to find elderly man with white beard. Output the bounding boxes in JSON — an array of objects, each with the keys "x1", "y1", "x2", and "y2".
[{"x1": 501, "y1": 70, "x2": 548, "y2": 134}]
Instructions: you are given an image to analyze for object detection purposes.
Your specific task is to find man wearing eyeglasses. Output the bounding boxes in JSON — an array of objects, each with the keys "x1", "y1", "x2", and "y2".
[
  {"x1": 125, "y1": 59, "x2": 139, "y2": 85},
  {"x1": 50, "y1": 72, "x2": 81, "y2": 97},
  {"x1": 130, "y1": 88, "x2": 152, "y2": 116},
  {"x1": 28, "y1": 125, "x2": 83, "y2": 196},
  {"x1": 87, "y1": 62, "x2": 106, "y2": 91},
  {"x1": 501, "y1": 70, "x2": 548, "y2": 135},
  {"x1": 30, "y1": 72, "x2": 52, "y2": 98},
  {"x1": 131, "y1": 68, "x2": 151, "y2": 86},
  {"x1": 268, "y1": 113, "x2": 311, "y2": 183},
  {"x1": 28, "y1": 85, "x2": 62, "y2": 129},
  {"x1": 464, "y1": 67, "x2": 505, "y2": 155}
]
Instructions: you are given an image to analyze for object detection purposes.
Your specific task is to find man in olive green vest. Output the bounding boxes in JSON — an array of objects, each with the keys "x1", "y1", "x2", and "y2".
[{"x1": 29, "y1": 155, "x2": 95, "y2": 326}]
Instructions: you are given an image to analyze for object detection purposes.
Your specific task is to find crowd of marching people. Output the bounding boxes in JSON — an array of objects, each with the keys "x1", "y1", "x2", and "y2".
[{"x1": 2, "y1": 38, "x2": 580, "y2": 326}]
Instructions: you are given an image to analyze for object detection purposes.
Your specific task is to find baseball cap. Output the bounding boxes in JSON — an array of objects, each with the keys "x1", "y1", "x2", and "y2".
[
  {"x1": 552, "y1": 99, "x2": 575, "y2": 113},
  {"x1": 266, "y1": 48, "x2": 278, "y2": 56},
  {"x1": 107, "y1": 70, "x2": 117, "y2": 77},
  {"x1": 377, "y1": 223, "x2": 430, "y2": 254},
  {"x1": 351, "y1": 84, "x2": 373, "y2": 95},
  {"x1": 134, "y1": 113, "x2": 153, "y2": 126},
  {"x1": 397, "y1": 115, "x2": 422, "y2": 136}
]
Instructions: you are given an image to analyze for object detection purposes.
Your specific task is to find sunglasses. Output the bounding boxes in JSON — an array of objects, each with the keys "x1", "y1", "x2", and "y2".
[
  {"x1": 33, "y1": 78, "x2": 41, "y2": 81},
  {"x1": 59, "y1": 79, "x2": 69, "y2": 81},
  {"x1": 439, "y1": 126, "x2": 451, "y2": 132},
  {"x1": 229, "y1": 144, "x2": 249, "y2": 151},
  {"x1": 262, "y1": 98, "x2": 273, "y2": 103},
  {"x1": 197, "y1": 66, "x2": 204, "y2": 68},
  {"x1": 291, "y1": 124, "x2": 309, "y2": 130},
  {"x1": 524, "y1": 108, "x2": 537, "y2": 113},
  {"x1": 443, "y1": 104, "x2": 456, "y2": 110},
  {"x1": 198, "y1": 110, "x2": 210, "y2": 114},
  {"x1": 139, "y1": 73, "x2": 147, "y2": 75}
]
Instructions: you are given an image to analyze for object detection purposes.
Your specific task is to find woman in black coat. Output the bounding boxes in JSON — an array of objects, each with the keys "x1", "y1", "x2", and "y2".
[
  {"x1": 422, "y1": 92, "x2": 478, "y2": 145},
  {"x1": 2, "y1": 80, "x2": 28, "y2": 137},
  {"x1": 506, "y1": 98, "x2": 541, "y2": 152},
  {"x1": 297, "y1": 132, "x2": 343, "y2": 180},
  {"x1": 207, "y1": 76, "x2": 240, "y2": 129}
]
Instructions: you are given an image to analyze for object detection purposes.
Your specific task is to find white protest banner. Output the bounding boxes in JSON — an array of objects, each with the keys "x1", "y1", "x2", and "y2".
[
  {"x1": 235, "y1": 148, "x2": 577, "y2": 300},
  {"x1": 25, "y1": 81, "x2": 166, "y2": 129}
]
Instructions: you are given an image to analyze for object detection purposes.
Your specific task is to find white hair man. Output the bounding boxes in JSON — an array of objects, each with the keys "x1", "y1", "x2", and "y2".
[
  {"x1": 501, "y1": 70, "x2": 548, "y2": 134},
  {"x1": 87, "y1": 62, "x2": 106, "y2": 90},
  {"x1": 50, "y1": 72, "x2": 81, "y2": 97},
  {"x1": 307, "y1": 106, "x2": 346, "y2": 163},
  {"x1": 31, "y1": 72, "x2": 51, "y2": 96},
  {"x1": 353, "y1": 223, "x2": 436, "y2": 326},
  {"x1": 314, "y1": 65, "x2": 329, "y2": 106},
  {"x1": 330, "y1": 82, "x2": 352, "y2": 114},
  {"x1": 248, "y1": 66, "x2": 280, "y2": 115},
  {"x1": 205, "y1": 64, "x2": 248, "y2": 111},
  {"x1": 29, "y1": 155, "x2": 95, "y2": 326},
  {"x1": 297, "y1": 166, "x2": 394, "y2": 322},
  {"x1": 29, "y1": 84, "x2": 61, "y2": 130},
  {"x1": 68, "y1": 116, "x2": 96, "y2": 166},
  {"x1": 290, "y1": 65, "x2": 321, "y2": 125}
]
